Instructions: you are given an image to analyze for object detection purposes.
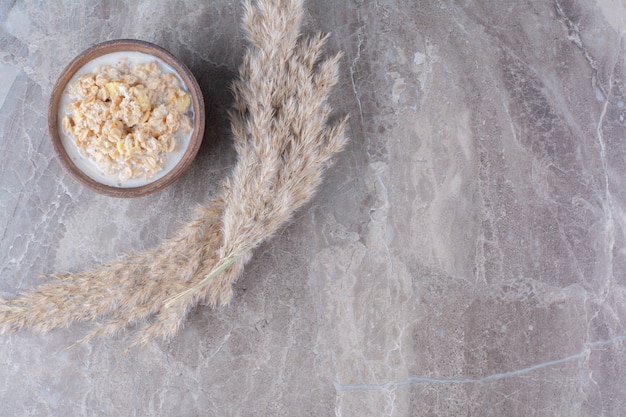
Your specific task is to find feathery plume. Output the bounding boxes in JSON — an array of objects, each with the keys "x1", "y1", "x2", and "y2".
[{"x1": 0, "y1": 0, "x2": 347, "y2": 347}]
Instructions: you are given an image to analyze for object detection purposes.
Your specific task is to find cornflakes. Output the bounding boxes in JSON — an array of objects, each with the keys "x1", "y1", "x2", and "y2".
[{"x1": 62, "y1": 60, "x2": 193, "y2": 181}]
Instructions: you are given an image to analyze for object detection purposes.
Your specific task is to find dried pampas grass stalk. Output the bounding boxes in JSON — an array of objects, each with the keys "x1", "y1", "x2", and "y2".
[{"x1": 0, "y1": 0, "x2": 347, "y2": 347}]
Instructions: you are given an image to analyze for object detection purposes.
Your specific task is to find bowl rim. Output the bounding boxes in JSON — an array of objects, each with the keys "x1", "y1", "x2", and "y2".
[{"x1": 48, "y1": 39, "x2": 205, "y2": 198}]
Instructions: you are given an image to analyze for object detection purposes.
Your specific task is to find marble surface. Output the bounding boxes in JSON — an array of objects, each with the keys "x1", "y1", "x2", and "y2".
[{"x1": 1, "y1": 0, "x2": 626, "y2": 416}]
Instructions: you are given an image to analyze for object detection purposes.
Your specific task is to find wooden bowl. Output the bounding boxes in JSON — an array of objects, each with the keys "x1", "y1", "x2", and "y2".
[{"x1": 48, "y1": 39, "x2": 205, "y2": 198}]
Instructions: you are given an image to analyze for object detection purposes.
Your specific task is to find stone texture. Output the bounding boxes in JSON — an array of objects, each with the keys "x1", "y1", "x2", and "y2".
[{"x1": 1, "y1": 0, "x2": 625, "y2": 416}]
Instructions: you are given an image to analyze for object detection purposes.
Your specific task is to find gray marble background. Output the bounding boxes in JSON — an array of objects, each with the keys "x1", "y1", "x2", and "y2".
[{"x1": 1, "y1": 1, "x2": 626, "y2": 416}]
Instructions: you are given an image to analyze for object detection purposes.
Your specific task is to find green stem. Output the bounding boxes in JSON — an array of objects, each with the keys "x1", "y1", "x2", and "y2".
[{"x1": 163, "y1": 248, "x2": 251, "y2": 308}]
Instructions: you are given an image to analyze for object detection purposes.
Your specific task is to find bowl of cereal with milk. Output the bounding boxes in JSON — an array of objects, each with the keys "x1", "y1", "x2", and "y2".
[{"x1": 48, "y1": 39, "x2": 205, "y2": 197}]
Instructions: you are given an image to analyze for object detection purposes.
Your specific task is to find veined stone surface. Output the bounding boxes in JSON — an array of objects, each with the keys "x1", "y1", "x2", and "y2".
[{"x1": 1, "y1": 1, "x2": 625, "y2": 416}]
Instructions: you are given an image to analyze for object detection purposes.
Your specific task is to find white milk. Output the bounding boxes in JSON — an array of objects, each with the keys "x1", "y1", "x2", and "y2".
[{"x1": 58, "y1": 51, "x2": 194, "y2": 188}]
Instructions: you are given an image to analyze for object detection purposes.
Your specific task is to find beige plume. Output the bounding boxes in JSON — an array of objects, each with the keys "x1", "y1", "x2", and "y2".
[{"x1": 0, "y1": 0, "x2": 347, "y2": 347}]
